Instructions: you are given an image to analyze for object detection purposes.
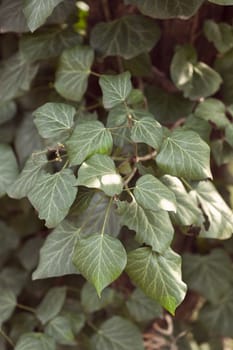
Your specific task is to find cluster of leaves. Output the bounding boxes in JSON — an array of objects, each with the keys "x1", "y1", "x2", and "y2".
[{"x1": 1, "y1": 0, "x2": 233, "y2": 349}]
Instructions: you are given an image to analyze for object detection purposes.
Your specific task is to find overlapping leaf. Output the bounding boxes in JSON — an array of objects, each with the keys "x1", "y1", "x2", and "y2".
[
  {"x1": 45, "y1": 316, "x2": 76, "y2": 345},
  {"x1": 204, "y1": 20, "x2": 233, "y2": 54},
  {"x1": 194, "y1": 98, "x2": 229, "y2": 129},
  {"x1": 0, "y1": 101, "x2": 17, "y2": 125},
  {"x1": 0, "y1": 0, "x2": 29, "y2": 33},
  {"x1": 15, "y1": 332, "x2": 55, "y2": 350},
  {"x1": 0, "y1": 144, "x2": 18, "y2": 197},
  {"x1": 131, "y1": 117, "x2": 163, "y2": 149},
  {"x1": 36, "y1": 287, "x2": 66, "y2": 324},
  {"x1": 0, "y1": 288, "x2": 17, "y2": 327}
]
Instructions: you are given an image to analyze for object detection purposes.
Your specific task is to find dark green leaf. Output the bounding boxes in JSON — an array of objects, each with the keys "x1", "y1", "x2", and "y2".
[
  {"x1": 156, "y1": 129, "x2": 212, "y2": 180},
  {"x1": 81, "y1": 283, "x2": 115, "y2": 313},
  {"x1": 0, "y1": 144, "x2": 18, "y2": 197},
  {"x1": 0, "y1": 0, "x2": 29, "y2": 33},
  {"x1": 182, "y1": 114, "x2": 211, "y2": 142},
  {"x1": 0, "y1": 101, "x2": 17, "y2": 125},
  {"x1": 0, "y1": 288, "x2": 17, "y2": 327},
  {"x1": 66, "y1": 121, "x2": 113, "y2": 165},
  {"x1": 73, "y1": 234, "x2": 127, "y2": 296},
  {"x1": 208, "y1": 0, "x2": 233, "y2": 4},
  {"x1": 194, "y1": 98, "x2": 229, "y2": 129},
  {"x1": 15, "y1": 332, "x2": 56, "y2": 350},
  {"x1": 214, "y1": 48, "x2": 233, "y2": 104},
  {"x1": 90, "y1": 15, "x2": 160, "y2": 59},
  {"x1": 126, "y1": 247, "x2": 187, "y2": 314},
  {"x1": 123, "y1": 53, "x2": 152, "y2": 77},
  {"x1": 45, "y1": 316, "x2": 76, "y2": 345},
  {"x1": 204, "y1": 20, "x2": 233, "y2": 54}
]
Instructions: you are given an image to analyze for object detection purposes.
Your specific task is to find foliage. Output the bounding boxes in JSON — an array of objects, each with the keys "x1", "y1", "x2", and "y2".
[{"x1": 0, "y1": 0, "x2": 233, "y2": 349}]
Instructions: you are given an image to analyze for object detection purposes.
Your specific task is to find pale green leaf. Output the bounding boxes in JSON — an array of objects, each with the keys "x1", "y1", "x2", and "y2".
[
  {"x1": 183, "y1": 249, "x2": 233, "y2": 303},
  {"x1": 81, "y1": 283, "x2": 115, "y2": 313},
  {"x1": 0, "y1": 101, "x2": 17, "y2": 125},
  {"x1": 20, "y1": 29, "x2": 81, "y2": 61},
  {"x1": 117, "y1": 200, "x2": 174, "y2": 253},
  {"x1": 161, "y1": 175, "x2": 202, "y2": 226},
  {"x1": 77, "y1": 154, "x2": 123, "y2": 196},
  {"x1": 204, "y1": 20, "x2": 233, "y2": 54},
  {"x1": 0, "y1": 144, "x2": 18, "y2": 197},
  {"x1": 125, "y1": 0, "x2": 204, "y2": 19},
  {"x1": 90, "y1": 15, "x2": 160, "y2": 59},
  {"x1": 126, "y1": 247, "x2": 187, "y2": 314},
  {"x1": 190, "y1": 180, "x2": 233, "y2": 239},
  {"x1": 54, "y1": 45, "x2": 94, "y2": 102},
  {"x1": 36, "y1": 287, "x2": 66, "y2": 324},
  {"x1": 156, "y1": 130, "x2": 212, "y2": 180},
  {"x1": 28, "y1": 169, "x2": 77, "y2": 228},
  {"x1": 194, "y1": 98, "x2": 229, "y2": 129},
  {"x1": 0, "y1": 53, "x2": 38, "y2": 103},
  {"x1": 200, "y1": 291, "x2": 233, "y2": 337},
  {"x1": 15, "y1": 332, "x2": 56, "y2": 350},
  {"x1": 73, "y1": 234, "x2": 127, "y2": 296},
  {"x1": 99, "y1": 72, "x2": 132, "y2": 109},
  {"x1": 45, "y1": 316, "x2": 76, "y2": 345},
  {"x1": 208, "y1": 0, "x2": 233, "y2": 4},
  {"x1": 134, "y1": 174, "x2": 177, "y2": 212},
  {"x1": 91, "y1": 316, "x2": 144, "y2": 350},
  {"x1": 0, "y1": 0, "x2": 29, "y2": 33},
  {"x1": 0, "y1": 288, "x2": 17, "y2": 327},
  {"x1": 126, "y1": 288, "x2": 162, "y2": 322},
  {"x1": 131, "y1": 117, "x2": 163, "y2": 149},
  {"x1": 8, "y1": 154, "x2": 47, "y2": 199},
  {"x1": 226, "y1": 123, "x2": 233, "y2": 147},
  {"x1": 33, "y1": 221, "x2": 80, "y2": 280},
  {"x1": 66, "y1": 121, "x2": 113, "y2": 165},
  {"x1": 23, "y1": 0, "x2": 63, "y2": 32},
  {"x1": 33, "y1": 102, "x2": 75, "y2": 140}
]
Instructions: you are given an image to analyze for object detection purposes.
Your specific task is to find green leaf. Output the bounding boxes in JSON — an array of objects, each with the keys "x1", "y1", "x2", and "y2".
[
  {"x1": 36, "y1": 286, "x2": 66, "y2": 324},
  {"x1": 161, "y1": 175, "x2": 202, "y2": 226},
  {"x1": 18, "y1": 236, "x2": 43, "y2": 271},
  {"x1": 77, "y1": 154, "x2": 123, "y2": 196},
  {"x1": 190, "y1": 180, "x2": 233, "y2": 239},
  {"x1": 0, "y1": 144, "x2": 18, "y2": 197},
  {"x1": 194, "y1": 98, "x2": 229, "y2": 129},
  {"x1": 131, "y1": 117, "x2": 163, "y2": 149},
  {"x1": 91, "y1": 316, "x2": 144, "y2": 350},
  {"x1": 126, "y1": 247, "x2": 187, "y2": 314},
  {"x1": 33, "y1": 221, "x2": 80, "y2": 280},
  {"x1": 226, "y1": 123, "x2": 233, "y2": 147},
  {"x1": 208, "y1": 0, "x2": 233, "y2": 4},
  {"x1": 66, "y1": 121, "x2": 113, "y2": 165},
  {"x1": 0, "y1": 0, "x2": 29, "y2": 33},
  {"x1": 125, "y1": 0, "x2": 204, "y2": 19},
  {"x1": 126, "y1": 288, "x2": 162, "y2": 322},
  {"x1": 123, "y1": 53, "x2": 152, "y2": 77},
  {"x1": 20, "y1": 29, "x2": 81, "y2": 62},
  {"x1": 0, "y1": 288, "x2": 17, "y2": 327},
  {"x1": 199, "y1": 291, "x2": 233, "y2": 337},
  {"x1": 54, "y1": 45, "x2": 94, "y2": 102},
  {"x1": 23, "y1": 0, "x2": 63, "y2": 32},
  {"x1": 171, "y1": 45, "x2": 222, "y2": 100},
  {"x1": 0, "y1": 221, "x2": 19, "y2": 265},
  {"x1": 204, "y1": 20, "x2": 233, "y2": 54},
  {"x1": 8, "y1": 154, "x2": 47, "y2": 199},
  {"x1": 15, "y1": 332, "x2": 56, "y2": 350},
  {"x1": 73, "y1": 234, "x2": 127, "y2": 296},
  {"x1": 214, "y1": 48, "x2": 233, "y2": 104},
  {"x1": 45, "y1": 316, "x2": 76, "y2": 345},
  {"x1": 99, "y1": 72, "x2": 132, "y2": 109},
  {"x1": 81, "y1": 283, "x2": 115, "y2": 313},
  {"x1": 90, "y1": 15, "x2": 160, "y2": 59},
  {"x1": 33, "y1": 102, "x2": 75, "y2": 140},
  {"x1": 134, "y1": 174, "x2": 177, "y2": 212},
  {"x1": 106, "y1": 106, "x2": 130, "y2": 147},
  {"x1": 0, "y1": 53, "x2": 38, "y2": 103},
  {"x1": 182, "y1": 114, "x2": 211, "y2": 142},
  {"x1": 156, "y1": 129, "x2": 212, "y2": 180},
  {"x1": 117, "y1": 200, "x2": 174, "y2": 253},
  {"x1": 0, "y1": 101, "x2": 17, "y2": 125},
  {"x1": 183, "y1": 249, "x2": 233, "y2": 303},
  {"x1": 28, "y1": 169, "x2": 77, "y2": 228}
]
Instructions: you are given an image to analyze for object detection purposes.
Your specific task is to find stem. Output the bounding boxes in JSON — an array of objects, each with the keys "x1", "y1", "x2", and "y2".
[
  {"x1": 16, "y1": 303, "x2": 36, "y2": 313},
  {"x1": 136, "y1": 150, "x2": 157, "y2": 162},
  {"x1": 181, "y1": 177, "x2": 193, "y2": 192},
  {"x1": 61, "y1": 159, "x2": 69, "y2": 170},
  {"x1": 0, "y1": 329, "x2": 15, "y2": 347},
  {"x1": 91, "y1": 71, "x2": 102, "y2": 78},
  {"x1": 101, "y1": 0, "x2": 111, "y2": 21},
  {"x1": 101, "y1": 198, "x2": 113, "y2": 236},
  {"x1": 82, "y1": 103, "x2": 102, "y2": 111},
  {"x1": 124, "y1": 166, "x2": 137, "y2": 186}
]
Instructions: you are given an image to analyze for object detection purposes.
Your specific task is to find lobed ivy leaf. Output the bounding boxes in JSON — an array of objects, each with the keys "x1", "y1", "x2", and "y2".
[
  {"x1": 156, "y1": 129, "x2": 212, "y2": 180},
  {"x1": 90, "y1": 15, "x2": 161, "y2": 59},
  {"x1": 54, "y1": 45, "x2": 94, "y2": 102},
  {"x1": 131, "y1": 117, "x2": 163, "y2": 149},
  {"x1": 183, "y1": 249, "x2": 233, "y2": 303},
  {"x1": 66, "y1": 121, "x2": 113, "y2": 165},
  {"x1": 126, "y1": 247, "x2": 187, "y2": 315},
  {"x1": 33, "y1": 102, "x2": 76, "y2": 140},
  {"x1": 36, "y1": 286, "x2": 66, "y2": 325},
  {"x1": 194, "y1": 98, "x2": 229, "y2": 129},
  {"x1": 73, "y1": 234, "x2": 127, "y2": 296},
  {"x1": 28, "y1": 169, "x2": 77, "y2": 228},
  {"x1": 190, "y1": 180, "x2": 233, "y2": 239},
  {"x1": 33, "y1": 221, "x2": 80, "y2": 280},
  {"x1": 15, "y1": 332, "x2": 55, "y2": 350},
  {"x1": 0, "y1": 144, "x2": 18, "y2": 197},
  {"x1": 91, "y1": 316, "x2": 144, "y2": 350},
  {"x1": 77, "y1": 154, "x2": 123, "y2": 196},
  {"x1": 117, "y1": 200, "x2": 174, "y2": 254},
  {"x1": 45, "y1": 316, "x2": 76, "y2": 345},
  {"x1": 124, "y1": 0, "x2": 204, "y2": 19},
  {"x1": 134, "y1": 174, "x2": 177, "y2": 212},
  {"x1": 99, "y1": 72, "x2": 132, "y2": 109},
  {"x1": 23, "y1": 0, "x2": 63, "y2": 32},
  {"x1": 0, "y1": 288, "x2": 17, "y2": 327}
]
